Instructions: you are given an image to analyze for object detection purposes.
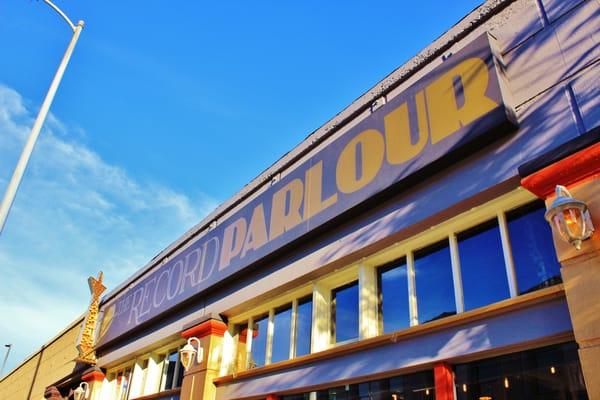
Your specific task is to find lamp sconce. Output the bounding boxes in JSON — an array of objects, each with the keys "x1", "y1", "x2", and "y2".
[
  {"x1": 545, "y1": 185, "x2": 595, "y2": 250},
  {"x1": 73, "y1": 382, "x2": 89, "y2": 400},
  {"x1": 179, "y1": 337, "x2": 204, "y2": 371}
]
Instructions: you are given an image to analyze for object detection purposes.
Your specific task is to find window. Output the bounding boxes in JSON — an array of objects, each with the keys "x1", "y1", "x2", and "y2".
[
  {"x1": 108, "y1": 367, "x2": 133, "y2": 400},
  {"x1": 458, "y1": 220, "x2": 510, "y2": 311},
  {"x1": 378, "y1": 258, "x2": 410, "y2": 333},
  {"x1": 234, "y1": 293, "x2": 314, "y2": 371},
  {"x1": 332, "y1": 281, "x2": 359, "y2": 343},
  {"x1": 455, "y1": 342, "x2": 587, "y2": 400},
  {"x1": 249, "y1": 314, "x2": 269, "y2": 368},
  {"x1": 282, "y1": 370, "x2": 435, "y2": 400},
  {"x1": 160, "y1": 349, "x2": 184, "y2": 391},
  {"x1": 414, "y1": 241, "x2": 456, "y2": 323},
  {"x1": 271, "y1": 304, "x2": 293, "y2": 363},
  {"x1": 295, "y1": 296, "x2": 313, "y2": 357},
  {"x1": 507, "y1": 202, "x2": 562, "y2": 294}
]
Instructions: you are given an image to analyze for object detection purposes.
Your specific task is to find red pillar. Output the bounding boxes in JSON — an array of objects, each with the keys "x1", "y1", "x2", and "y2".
[
  {"x1": 266, "y1": 395, "x2": 280, "y2": 400},
  {"x1": 434, "y1": 362, "x2": 455, "y2": 400}
]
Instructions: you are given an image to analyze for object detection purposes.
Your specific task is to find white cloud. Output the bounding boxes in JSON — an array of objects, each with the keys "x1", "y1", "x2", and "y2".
[{"x1": 0, "y1": 84, "x2": 218, "y2": 375}]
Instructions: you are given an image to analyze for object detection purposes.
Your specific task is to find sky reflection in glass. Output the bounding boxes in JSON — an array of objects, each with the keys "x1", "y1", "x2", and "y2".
[
  {"x1": 333, "y1": 282, "x2": 359, "y2": 343},
  {"x1": 271, "y1": 305, "x2": 292, "y2": 363},
  {"x1": 379, "y1": 260, "x2": 410, "y2": 333},
  {"x1": 414, "y1": 242, "x2": 456, "y2": 323},
  {"x1": 508, "y1": 203, "x2": 562, "y2": 294},
  {"x1": 458, "y1": 220, "x2": 510, "y2": 311}
]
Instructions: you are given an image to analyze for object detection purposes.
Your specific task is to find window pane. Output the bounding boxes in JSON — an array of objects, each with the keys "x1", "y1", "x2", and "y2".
[
  {"x1": 271, "y1": 304, "x2": 292, "y2": 363},
  {"x1": 121, "y1": 368, "x2": 131, "y2": 400},
  {"x1": 295, "y1": 297, "x2": 312, "y2": 357},
  {"x1": 414, "y1": 241, "x2": 456, "y2": 323},
  {"x1": 163, "y1": 350, "x2": 178, "y2": 389},
  {"x1": 332, "y1": 281, "x2": 359, "y2": 343},
  {"x1": 458, "y1": 220, "x2": 510, "y2": 311},
  {"x1": 250, "y1": 315, "x2": 268, "y2": 368},
  {"x1": 455, "y1": 342, "x2": 588, "y2": 400},
  {"x1": 507, "y1": 202, "x2": 562, "y2": 295},
  {"x1": 175, "y1": 353, "x2": 184, "y2": 388},
  {"x1": 379, "y1": 259, "x2": 410, "y2": 333}
]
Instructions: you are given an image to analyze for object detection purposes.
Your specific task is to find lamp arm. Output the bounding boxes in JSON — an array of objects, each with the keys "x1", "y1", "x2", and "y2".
[
  {"x1": 41, "y1": 0, "x2": 79, "y2": 31},
  {"x1": 188, "y1": 337, "x2": 203, "y2": 363}
]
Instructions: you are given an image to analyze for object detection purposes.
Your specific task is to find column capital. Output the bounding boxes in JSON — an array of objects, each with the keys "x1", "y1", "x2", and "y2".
[
  {"x1": 181, "y1": 318, "x2": 227, "y2": 339},
  {"x1": 81, "y1": 370, "x2": 105, "y2": 383},
  {"x1": 521, "y1": 141, "x2": 600, "y2": 199}
]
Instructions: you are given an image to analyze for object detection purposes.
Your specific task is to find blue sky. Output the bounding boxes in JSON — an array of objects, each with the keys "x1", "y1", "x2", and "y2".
[{"x1": 0, "y1": 0, "x2": 482, "y2": 375}]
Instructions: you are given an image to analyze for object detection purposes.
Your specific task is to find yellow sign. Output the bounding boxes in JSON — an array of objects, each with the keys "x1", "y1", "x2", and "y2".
[{"x1": 76, "y1": 271, "x2": 106, "y2": 364}]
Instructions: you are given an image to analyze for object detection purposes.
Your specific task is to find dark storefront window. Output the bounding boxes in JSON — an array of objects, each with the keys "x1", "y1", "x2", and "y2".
[
  {"x1": 163, "y1": 350, "x2": 177, "y2": 389},
  {"x1": 455, "y1": 342, "x2": 588, "y2": 400},
  {"x1": 378, "y1": 258, "x2": 410, "y2": 333},
  {"x1": 281, "y1": 370, "x2": 434, "y2": 400},
  {"x1": 272, "y1": 304, "x2": 293, "y2": 363},
  {"x1": 414, "y1": 241, "x2": 456, "y2": 323},
  {"x1": 250, "y1": 314, "x2": 269, "y2": 368},
  {"x1": 507, "y1": 202, "x2": 562, "y2": 294},
  {"x1": 332, "y1": 281, "x2": 359, "y2": 343},
  {"x1": 458, "y1": 220, "x2": 510, "y2": 311},
  {"x1": 296, "y1": 296, "x2": 313, "y2": 357}
]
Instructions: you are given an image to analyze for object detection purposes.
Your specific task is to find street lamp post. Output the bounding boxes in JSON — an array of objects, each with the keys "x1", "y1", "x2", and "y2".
[
  {"x1": 0, "y1": 0, "x2": 84, "y2": 235},
  {"x1": 1, "y1": 344, "x2": 12, "y2": 378}
]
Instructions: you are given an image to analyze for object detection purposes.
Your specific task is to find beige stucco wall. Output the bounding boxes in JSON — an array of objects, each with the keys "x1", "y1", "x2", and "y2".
[{"x1": 0, "y1": 317, "x2": 83, "y2": 400}]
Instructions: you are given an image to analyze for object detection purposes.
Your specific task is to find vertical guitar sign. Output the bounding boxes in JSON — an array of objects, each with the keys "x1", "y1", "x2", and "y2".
[{"x1": 76, "y1": 271, "x2": 106, "y2": 364}]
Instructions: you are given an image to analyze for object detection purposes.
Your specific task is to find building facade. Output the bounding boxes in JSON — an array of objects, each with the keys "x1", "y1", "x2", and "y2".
[{"x1": 2, "y1": 0, "x2": 600, "y2": 399}]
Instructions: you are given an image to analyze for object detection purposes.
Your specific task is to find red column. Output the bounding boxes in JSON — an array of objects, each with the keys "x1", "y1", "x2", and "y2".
[
  {"x1": 434, "y1": 362, "x2": 455, "y2": 400},
  {"x1": 266, "y1": 395, "x2": 280, "y2": 400}
]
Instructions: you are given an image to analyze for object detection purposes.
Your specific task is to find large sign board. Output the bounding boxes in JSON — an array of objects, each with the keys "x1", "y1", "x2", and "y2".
[{"x1": 98, "y1": 33, "x2": 515, "y2": 346}]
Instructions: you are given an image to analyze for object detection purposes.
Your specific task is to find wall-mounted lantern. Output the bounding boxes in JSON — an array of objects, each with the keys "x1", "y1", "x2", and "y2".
[
  {"x1": 73, "y1": 382, "x2": 89, "y2": 400},
  {"x1": 179, "y1": 337, "x2": 203, "y2": 371},
  {"x1": 545, "y1": 185, "x2": 595, "y2": 250}
]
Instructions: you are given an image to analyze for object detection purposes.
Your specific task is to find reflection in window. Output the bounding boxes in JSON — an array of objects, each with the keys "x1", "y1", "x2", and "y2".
[
  {"x1": 414, "y1": 241, "x2": 456, "y2": 323},
  {"x1": 250, "y1": 315, "x2": 268, "y2": 368},
  {"x1": 162, "y1": 350, "x2": 178, "y2": 390},
  {"x1": 271, "y1": 304, "x2": 292, "y2": 363},
  {"x1": 507, "y1": 202, "x2": 562, "y2": 294},
  {"x1": 458, "y1": 220, "x2": 510, "y2": 311},
  {"x1": 455, "y1": 342, "x2": 587, "y2": 400},
  {"x1": 332, "y1": 281, "x2": 359, "y2": 343},
  {"x1": 378, "y1": 259, "x2": 410, "y2": 333},
  {"x1": 295, "y1": 296, "x2": 313, "y2": 357},
  {"x1": 281, "y1": 370, "x2": 435, "y2": 400}
]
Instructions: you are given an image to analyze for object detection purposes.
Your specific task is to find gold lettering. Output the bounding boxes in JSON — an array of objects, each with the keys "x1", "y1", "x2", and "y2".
[
  {"x1": 384, "y1": 91, "x2": 429, "y2": 164},
  {"x1": 426, "y1": 57, "x2": 499, "y2": 144},
  {"x1": 304, "y1": 161, "x2": 338, "y2": 220},
  {"x1": 219, "y1": 217, "x2": 247, "y2": 270},
  {"x1": 269, "y1": 179, "x2": 304, "y2": 241},
  {"x1": 241, "y1": 203, "x2": 268, "y2": 258},
  {"x1": 336, "y1": 129, "x2": 385, "y2": 193}
]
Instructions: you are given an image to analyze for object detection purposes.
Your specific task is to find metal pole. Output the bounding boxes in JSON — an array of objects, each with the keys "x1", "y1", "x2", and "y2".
[
  {"x1": 0, "y1": 2, "x2": 84, "y2": 235},
  {"x1": 1, "y1": 344, "x2": 12, "y2": 377}
]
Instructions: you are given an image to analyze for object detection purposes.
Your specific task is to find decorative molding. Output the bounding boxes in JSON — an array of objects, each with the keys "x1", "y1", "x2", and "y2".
[
  {"x1": 521, "y1": 142, "x2": 600, "y2": 198},
  {"x1": 76, "y1": 271, "x2": 106, "y2": 364},
  {"x1": 181, "y1": 319, "x2": 228, "y2": 339},
  {"x1": 81, "y1": 370, "x2": 105, "y2": 383}
]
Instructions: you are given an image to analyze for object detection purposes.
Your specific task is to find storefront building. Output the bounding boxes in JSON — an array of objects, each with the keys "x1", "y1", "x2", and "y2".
[{"x1": 2, "y1": 0, "x2": 600, "y2": 399}]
